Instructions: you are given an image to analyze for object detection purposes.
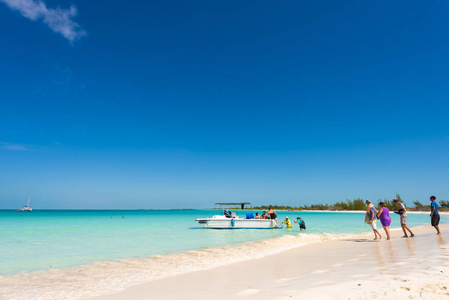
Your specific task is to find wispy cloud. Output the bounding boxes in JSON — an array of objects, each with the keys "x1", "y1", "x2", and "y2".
[
  {"x1": 0, "y1": 141, "x2": 66, "y2": 151},
  {"x1": 0, "y1": 0, "x2": 86, "y2": 42},
  {"x1": 51, "y1": 141, "x2": 65, "y2": 148},
  {"x1": 0, "y1": 142, "x2": 28, "y2": 151}
]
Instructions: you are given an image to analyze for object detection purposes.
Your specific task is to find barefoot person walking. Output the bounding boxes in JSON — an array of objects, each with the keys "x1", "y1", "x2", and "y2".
[
  {"x1": 430, "y1": 196, "x2": 441, "y2": 235},
  {"x1": 393, "y1": 199, "x2": 414, "y2": 238},
  {"x1": 377, "y1": 202, "x2": 392, "y2": 240},
  {"x1": 365, "y1": 200, "x2": 382, "y2": 240}
]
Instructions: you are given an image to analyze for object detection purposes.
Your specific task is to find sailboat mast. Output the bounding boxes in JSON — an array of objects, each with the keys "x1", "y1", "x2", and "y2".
[{"x1": 27, "y1": 191, "x2": 30, "y2": 206}]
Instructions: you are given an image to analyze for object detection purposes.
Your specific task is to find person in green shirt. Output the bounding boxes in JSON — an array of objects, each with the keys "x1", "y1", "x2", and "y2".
[{"x1": 294, "y1": 217, "x2": 306, "y2": 231}]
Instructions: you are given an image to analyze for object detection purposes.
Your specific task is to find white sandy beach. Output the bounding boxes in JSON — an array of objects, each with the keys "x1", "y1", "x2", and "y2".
[
  {"x1": 2, "y1": 221, "x2": 448, "y2": 300},
  {"x1": 89, "y1": 224, "x2": 449, "y2": 300}
]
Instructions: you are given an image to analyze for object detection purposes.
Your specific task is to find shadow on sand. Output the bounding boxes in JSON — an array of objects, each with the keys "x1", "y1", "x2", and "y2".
[{"x1": 341, "y1": 238, "x2": 379, "y2": 243}]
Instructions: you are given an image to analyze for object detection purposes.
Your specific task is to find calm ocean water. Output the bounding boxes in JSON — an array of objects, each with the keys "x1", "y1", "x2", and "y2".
[{"x1": 1, "y1": 209, "x2": 444, "y2": 276}]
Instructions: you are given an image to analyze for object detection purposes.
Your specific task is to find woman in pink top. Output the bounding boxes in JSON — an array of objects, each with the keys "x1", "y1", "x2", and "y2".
[{"x1": 377, "y1": 202, "x2": 392, "y2": 240}]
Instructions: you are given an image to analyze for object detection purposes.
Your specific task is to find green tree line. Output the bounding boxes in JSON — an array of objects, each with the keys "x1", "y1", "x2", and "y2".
[
  {"x1": 253, "y1": 194, "x2": 449, "y2": 212},
  {"x1": 413, "y1": 199, "x2": 449, "y2": 210}
]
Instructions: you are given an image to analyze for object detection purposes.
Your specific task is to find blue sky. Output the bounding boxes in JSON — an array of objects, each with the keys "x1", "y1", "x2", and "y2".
[{"x1": 1, "y1": 0, "x2": 448, "y2": 209}]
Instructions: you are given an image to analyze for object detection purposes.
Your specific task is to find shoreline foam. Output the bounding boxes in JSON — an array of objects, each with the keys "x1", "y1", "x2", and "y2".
[
  {"x1": 1, "y1": 219, "x2": 447, "y2": 300},
  {"x1": 1, "y1": 230, "x2": 374, "y2": 300},
  {"x1": 87, "y1": 224, "x2": 449, "y2": 300}
]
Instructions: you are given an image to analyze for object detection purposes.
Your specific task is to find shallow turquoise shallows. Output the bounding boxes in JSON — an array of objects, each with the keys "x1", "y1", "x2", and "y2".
[{"x1": 0, "y1": 209, "x2": 445, "y2": 275}]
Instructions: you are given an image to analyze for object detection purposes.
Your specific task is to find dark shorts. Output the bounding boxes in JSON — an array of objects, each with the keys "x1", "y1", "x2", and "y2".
[{"x1": 431, "y1": 215, "x2": 440, "y2": 226}]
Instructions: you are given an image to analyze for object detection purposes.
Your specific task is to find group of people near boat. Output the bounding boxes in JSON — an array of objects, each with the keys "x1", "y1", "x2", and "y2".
[
  {"x1": 253, "y1": 207, "x2": 278, "y2": 221},
  {"x1": 253, "y1": 207, "x2": 306, "y2": 230},
  {"x1": 254, "y1": 211, "x2": 270, "y2": 219},
  {"x1": 365, "y1": 196, "x2": 441, "y2": 240},
  {"x1": 281, "y1": 216, "x2": 306, "y2": 230}
]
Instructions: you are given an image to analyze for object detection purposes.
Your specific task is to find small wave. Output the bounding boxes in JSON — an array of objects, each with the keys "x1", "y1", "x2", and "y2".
[{"x1": 0, "y1": 231, "x2": 366, "y2": 300}]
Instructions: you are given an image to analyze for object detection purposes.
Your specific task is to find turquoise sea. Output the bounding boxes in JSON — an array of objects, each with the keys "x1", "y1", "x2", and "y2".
[{"x1": 1, "y1": 209, "x2": 445, "y2": 276}]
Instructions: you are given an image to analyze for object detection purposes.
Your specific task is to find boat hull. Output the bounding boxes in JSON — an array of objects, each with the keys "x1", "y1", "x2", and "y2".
[
  {"x1": 18, "y1": 207, "x2": 32, "y2": 212},
  {"x1": 195, "y1": 217, "x2": 279, "y2": 229}
]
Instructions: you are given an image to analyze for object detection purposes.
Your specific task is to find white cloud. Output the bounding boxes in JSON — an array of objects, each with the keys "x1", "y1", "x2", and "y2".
[
  {"x1": 0, "y1": 142, "x2": 28, "y2": 151},
  {"x1": 0, "y1": 0, "x2": 86, "y2": 42}
]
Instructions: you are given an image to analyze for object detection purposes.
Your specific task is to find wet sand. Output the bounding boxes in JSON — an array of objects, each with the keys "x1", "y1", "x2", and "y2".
[{"x1": 88, "y1": 224, "x2": 449, "y2": 300}]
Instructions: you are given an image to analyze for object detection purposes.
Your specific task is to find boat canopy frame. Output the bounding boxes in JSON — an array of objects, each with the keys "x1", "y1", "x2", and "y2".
[{"x1": 214, "y1": 202, "x2": 252, "y2": 210}]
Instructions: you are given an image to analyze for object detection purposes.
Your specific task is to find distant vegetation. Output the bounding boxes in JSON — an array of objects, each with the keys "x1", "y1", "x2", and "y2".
[
  {"x1": 413, "y1": 199, "x2": 449, "y2": 211},
  {"x1": 253, "y1": 194, "x2": 449, "y2": 212}
]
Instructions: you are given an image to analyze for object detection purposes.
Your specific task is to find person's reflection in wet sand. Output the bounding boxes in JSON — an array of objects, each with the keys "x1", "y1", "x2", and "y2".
[
  {"x1": 373, "y1": 241, "x2": 388, "y2": 272},
  {"x1": 437, "y1": 234, "x2": 446, "y2": 247},
  {"x1": 404, "y1": 237, "x2": 416, "y2": 259},
  {"x1": 437, "y1": 235, "x2": 449, "y2": 264},
  {"x1": 373, "y1": 239, "x2": 398, "y2": 274},
  {"x1": 388, "y1": 239, "x2": 400, "y2": 265}
]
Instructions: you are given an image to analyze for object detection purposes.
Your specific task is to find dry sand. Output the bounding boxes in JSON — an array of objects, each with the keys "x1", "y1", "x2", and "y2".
[{"x1": 89, "y1": 224, "x2": 449, "y2": 300}]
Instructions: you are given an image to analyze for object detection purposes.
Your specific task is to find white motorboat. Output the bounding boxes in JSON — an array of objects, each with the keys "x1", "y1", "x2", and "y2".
[
  {"x1": 18, "y1": 191, "x2": 32, "y2": 212},
  {"x1": 195, "y1": 202, "x2": 281, "y2": 229}
]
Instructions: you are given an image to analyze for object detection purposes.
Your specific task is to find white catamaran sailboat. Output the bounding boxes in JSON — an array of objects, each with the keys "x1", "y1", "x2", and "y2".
[
  {"x1": 195, "y1": 202, "x2": 282, "y2": 229},
  {"x1": 18, "y1": 191, "x2": 32, "y2": 212}
]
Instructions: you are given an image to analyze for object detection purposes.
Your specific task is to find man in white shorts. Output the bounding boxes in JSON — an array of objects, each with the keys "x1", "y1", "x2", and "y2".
[
  {"x1": 365, "y1": 200, "x2": 382, "y2": 240},
  {"x1": 393, "y1": 199, "x2": 415, "y2": 238}
]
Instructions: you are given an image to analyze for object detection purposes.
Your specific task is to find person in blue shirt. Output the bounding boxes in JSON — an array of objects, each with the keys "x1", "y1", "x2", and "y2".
[{"x1": 430, "y1": 195, "x2": 441, "y2": 235}]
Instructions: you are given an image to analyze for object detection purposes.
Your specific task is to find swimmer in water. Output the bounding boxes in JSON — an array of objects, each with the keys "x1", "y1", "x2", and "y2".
[
  {"x1": 294, "y1": 217, "x2": 306, "y2": 231},
  {"x1": 281, "y1": 217, "x2": 292, "y2": 228}
]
